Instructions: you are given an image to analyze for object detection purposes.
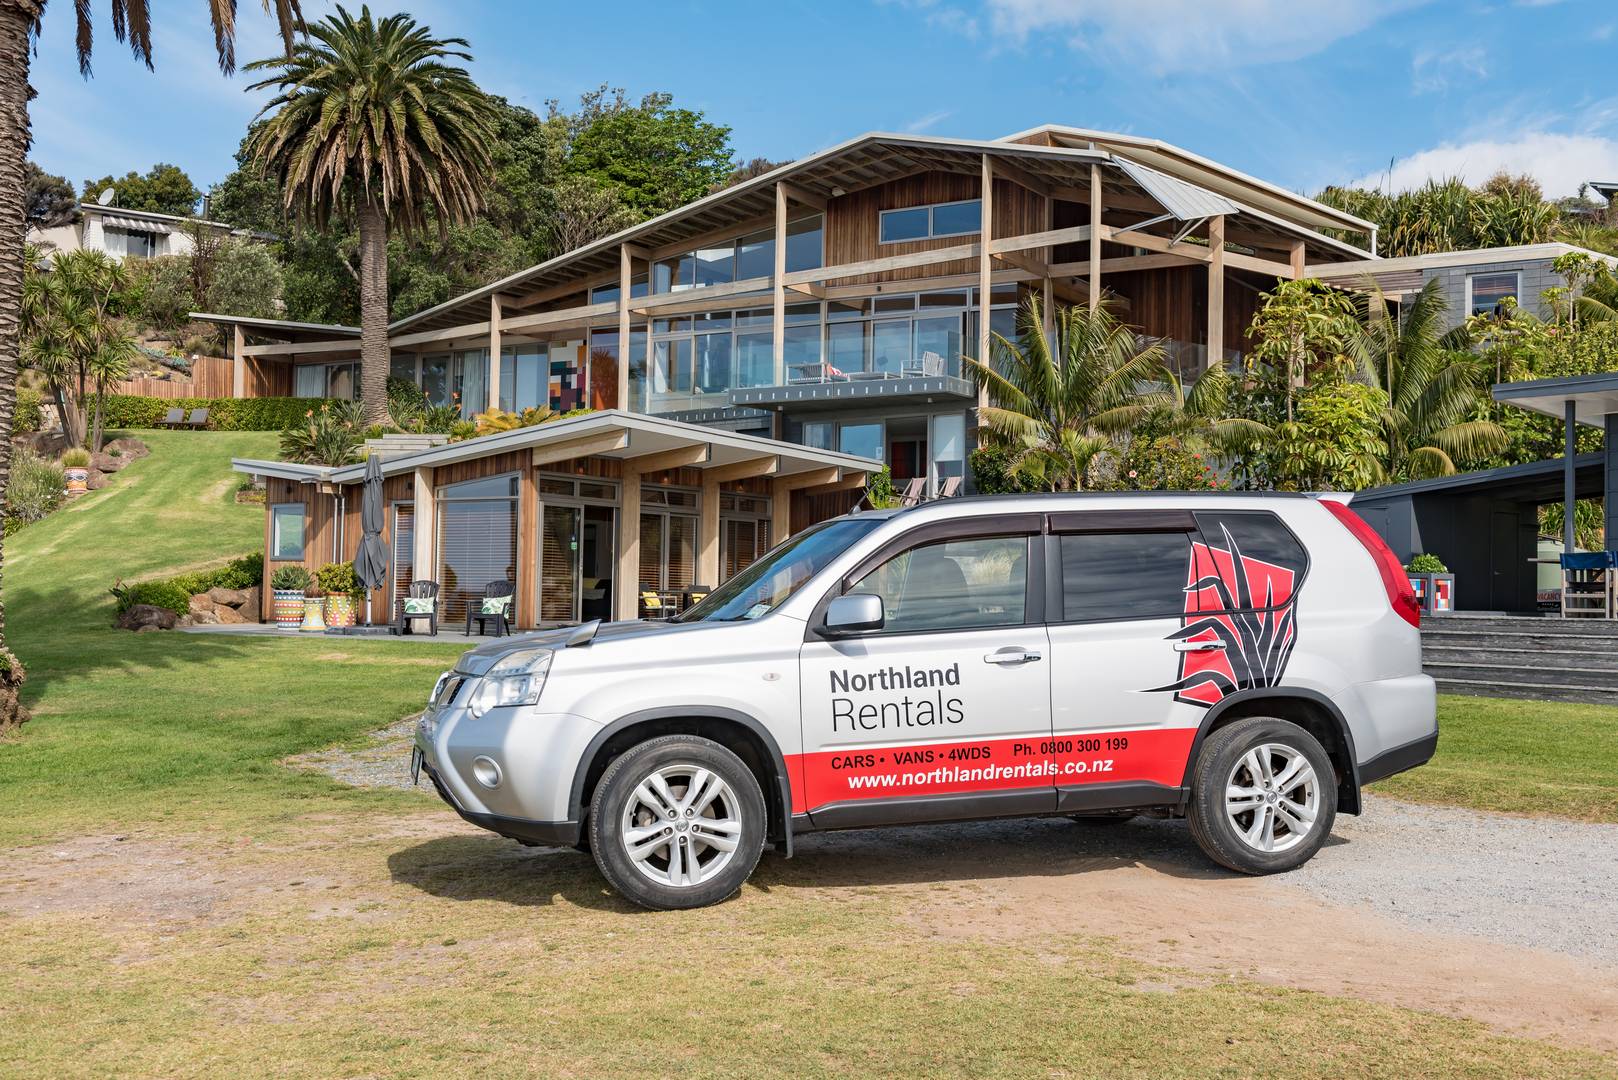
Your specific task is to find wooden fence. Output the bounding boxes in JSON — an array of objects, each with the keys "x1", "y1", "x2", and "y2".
[{"x1": 109, "y1": 355, "x2": 290, "y2": 399}]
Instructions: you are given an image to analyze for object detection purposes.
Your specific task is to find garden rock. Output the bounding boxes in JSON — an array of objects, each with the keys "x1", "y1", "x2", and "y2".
[
  {"x1": 207, "y1": 587, "x2": 250, "y2": 608},
  {"x1": 188, "y1": 609, "x2": 222, "y2": 626},
  {"x1": 102, "y1": 437, "x2": 149, "y2": 461},
  {"x1": 116, "y1": 604, "x2": 178, "y2": 632},
  {"x1": 240, "y1": 586, "x2": 261, "y2": 619},
  {"x1": 86, "y1": 468, "x2": 108, "y2": 490},
  {"x1": 188, "y1": 595, "x2": 217, "y2": 618},
  {"x1": 213, "y1": 605, "x2": 248, "y2": 625},
  {"x1": 91, "y1": 452, "x2": 126, "y2": 473}
]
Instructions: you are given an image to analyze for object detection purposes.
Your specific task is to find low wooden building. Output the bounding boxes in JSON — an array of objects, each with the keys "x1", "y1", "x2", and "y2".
[{"x1": 233, "y1": 411, "x2": 878, "y2": 628}]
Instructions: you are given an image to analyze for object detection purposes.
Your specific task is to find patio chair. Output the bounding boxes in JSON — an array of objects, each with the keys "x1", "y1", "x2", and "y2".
[
  {"x1": 936, "y1": 476, "x2": 962, "y2": 499},
  {"x1": 902, "y1": 352, "x2": 947, "y2": 378},
  {"x1": 1560, "y1": 552, "x2": 1615, "y2": 619},
  {"x1": 640, "y1": 590, "x2": 674, "y2": 621},
  {"x1": 183, "y1": 407, "x2": 209, "y2": 429},
  {"x1": 160, "y1": 407, "x2": 185, "y2": 428},
  {"x1": 684, "y1": 584, "x2": 713, "y2": 613},
  {"x1": 896, "y1": 477, "x2": 925, "y2": 508},
  {"x1": 466, "y1": 579, "x2": 515, "y2": 637},
  {"x1": 394, "y1": 579, "x2": 440, "y2": 636}
]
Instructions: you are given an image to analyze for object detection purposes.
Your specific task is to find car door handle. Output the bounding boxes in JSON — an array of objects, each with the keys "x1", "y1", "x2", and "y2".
[
  {"x1": 1173, "y1": 640, "x2": 1226, "y2": 652},
  {"x1": 984, "y1": 648, "x2": 1042, "y2": 664}
]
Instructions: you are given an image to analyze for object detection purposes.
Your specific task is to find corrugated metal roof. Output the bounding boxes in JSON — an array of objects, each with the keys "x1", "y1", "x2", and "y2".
[{"x1": 1112, "y1": 159, "x2": 1240, "y2": 221}]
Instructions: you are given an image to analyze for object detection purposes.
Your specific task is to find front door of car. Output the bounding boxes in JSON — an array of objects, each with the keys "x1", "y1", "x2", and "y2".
[{"x1": 798, "y1": 524, "x2": 1053, "y2": 828}]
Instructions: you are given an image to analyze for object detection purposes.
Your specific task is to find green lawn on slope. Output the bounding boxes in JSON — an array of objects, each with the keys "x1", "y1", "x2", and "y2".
[{"x1": 0, "y1": 430, "x2": 461, "y2": 846}]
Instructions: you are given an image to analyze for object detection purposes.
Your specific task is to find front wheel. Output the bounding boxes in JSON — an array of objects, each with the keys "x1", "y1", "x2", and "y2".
[
  {"x1": 1186, "y1": 717, "x2": 1337, "y2": 874},
  {"x1": 588, "y1": 735, "x2": 766, "y2": 910}
]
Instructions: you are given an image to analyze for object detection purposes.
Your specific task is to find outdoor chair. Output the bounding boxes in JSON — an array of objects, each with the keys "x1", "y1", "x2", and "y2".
[
  {"x1": 160, "y1": 407, "x2": 185, "y2": 428},
  {"x1": 1560, "y1": 552, "x2": 1615, "y2": 619},
  {"x1": 640, "y1": 590, "x2": 675, "y2": 621},
  {"x1": 896, "y1": 477, "x2": 925, "y2": 508},
  {"x1": 902, "y1": 352, "x2": 947, "y2": 378},
  {"x1": 183, "y1": 407, "x2": 209, "y2": 429},
  {"x1": 684, "y1": 584, "x2": 713, "y2": 612},
  {"x1": 466, "y1": 579, "x2": 515, "y2": 637},
  {"x1": 394, "y1": 579, "x2": 440, "y2": 636},
  {"x1": 936, "y1": 476, "x2": 962, "y2": 499}
]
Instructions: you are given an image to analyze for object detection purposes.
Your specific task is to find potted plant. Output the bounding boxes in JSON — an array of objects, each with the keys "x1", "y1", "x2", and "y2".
[
  {"x1": 300, "y1": 581, "x2": 328, "y2": 633},
  {"x1": 1405, "y1": 553, "x2": 1455, "y2": 614},
  {"x1": 270, "y1": 565, "x2": 312, "y2": 629},
  {"x1": 315, "y1": 562, "x2": 360, "y2": 628},
  {"x1": 61, "y1": 447, "x2": 92, "y2": 495}
]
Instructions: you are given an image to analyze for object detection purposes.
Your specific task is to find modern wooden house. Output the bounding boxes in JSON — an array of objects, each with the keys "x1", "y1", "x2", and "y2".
[
  {"x1": 234, "y1": 411, "x2": 878, "y2": 628},
  {"x1": 201, "y1": 125, "x2": 1378, "y2": 499}
]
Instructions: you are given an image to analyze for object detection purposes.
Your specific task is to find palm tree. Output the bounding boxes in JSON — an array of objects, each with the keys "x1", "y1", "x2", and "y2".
[
  {"x1": 0, "y1": 1, "x2": 302, "y2": 730},
  {"x1": 967, "y1": 297, "x2": 1172, "y2": 491},
  {"x1": 243, "y1": 6, "x2": 499, "y2": 426},
  {"x1": 22, "y1": 248, "x2": 133, "y2": 450},
  {"x1": 1348, "y1": 278, "x2": 1506, "y2": 480}
]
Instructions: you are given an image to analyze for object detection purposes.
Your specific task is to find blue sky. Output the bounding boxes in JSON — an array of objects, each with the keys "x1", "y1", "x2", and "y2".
[{"x1": 25, "y1": 0, "x2": 1618, "y2": 205}]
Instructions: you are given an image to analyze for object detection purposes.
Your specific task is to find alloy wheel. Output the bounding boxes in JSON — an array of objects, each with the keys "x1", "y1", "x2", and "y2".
[
  {"x1": 1223, "y1": 742, "x2": 1320, "y2": 854},
  {"x1": 619, "y1": 763, "x2": 744, "y2": 888}
]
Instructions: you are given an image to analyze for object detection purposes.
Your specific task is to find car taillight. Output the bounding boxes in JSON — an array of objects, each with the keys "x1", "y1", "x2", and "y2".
[{"x1": 1319, "y1": 499, "x2": 1421, "y2": 628}]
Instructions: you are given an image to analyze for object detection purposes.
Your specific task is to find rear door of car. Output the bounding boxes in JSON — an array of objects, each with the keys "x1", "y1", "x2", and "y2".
[{"x1": 797, "y1": 516, "x2": 1054, "y2": 828}]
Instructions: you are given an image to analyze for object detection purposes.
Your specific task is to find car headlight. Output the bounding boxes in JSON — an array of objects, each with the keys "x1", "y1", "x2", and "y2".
[{"x1": 466, "y1": 648, "x2": 553, "y2": 718}]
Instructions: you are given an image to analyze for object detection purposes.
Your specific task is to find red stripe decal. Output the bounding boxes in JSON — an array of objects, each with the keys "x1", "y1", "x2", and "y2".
[{"x1": 785, "y1": 727, "x2": 1196, "y2": 814}]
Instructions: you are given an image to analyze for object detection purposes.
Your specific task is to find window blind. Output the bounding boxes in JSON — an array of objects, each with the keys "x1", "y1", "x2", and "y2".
[
  {"x1": 391, "y1": 504, "x2": 414, "y2": 613},
  {"x1": 437, "y1": 499, "x2": 517, "y2": 621}
]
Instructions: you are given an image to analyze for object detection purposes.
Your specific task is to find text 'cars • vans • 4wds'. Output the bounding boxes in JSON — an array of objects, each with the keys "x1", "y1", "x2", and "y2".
[{"x1": 413, "y1": 492, "x2": 1437, "y2": 909}]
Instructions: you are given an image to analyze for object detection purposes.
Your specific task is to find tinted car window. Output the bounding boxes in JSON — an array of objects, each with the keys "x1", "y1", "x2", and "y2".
[
  {"x1": 1192, "y1": 512, "x2": 1307, "y2": 612},
  {"x1": 850, "y1": 536, "x2": 1028, "y2": 633},
  {"x1": 1059, "y1": 532, "x2": 1194, "y2": 622}
]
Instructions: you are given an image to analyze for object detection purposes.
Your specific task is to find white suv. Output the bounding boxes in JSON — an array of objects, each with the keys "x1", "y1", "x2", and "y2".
[{"x1": 413, "y1": 493, "x2": 1437, "y2": 910}]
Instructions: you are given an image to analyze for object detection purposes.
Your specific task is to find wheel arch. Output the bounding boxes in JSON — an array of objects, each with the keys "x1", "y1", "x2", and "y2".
[
  {"x1": 1180, "y1": 688, "x2": 1362, "y2": 815},
  {"x1": 571, "y1": 707, "x2": 794, "y2": 847}
]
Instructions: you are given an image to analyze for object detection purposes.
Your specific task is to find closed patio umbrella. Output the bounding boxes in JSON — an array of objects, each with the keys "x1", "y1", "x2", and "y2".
[{"x1": 354, "y1": 453, "x2": 389, "y2": 627}]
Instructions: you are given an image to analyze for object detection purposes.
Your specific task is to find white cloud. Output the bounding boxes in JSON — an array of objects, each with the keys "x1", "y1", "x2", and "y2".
[
  {"x1": 981, "y1": 0, "x2": 1419, "y2": 70},
  {"x1": 1411, "y1": 44, "x2": 1488, "y2": 94},
  {"x1": 1351, "y1": 132, "x2": 1618, "y2": 197},
  {"x1": 904, "y1": 109, "x2": 953, "y2": 133}
]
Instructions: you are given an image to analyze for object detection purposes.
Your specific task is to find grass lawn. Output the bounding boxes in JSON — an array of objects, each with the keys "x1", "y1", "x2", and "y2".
[
  {"x1": 2, "y1": 432, "x2": 1616, "y2": 1076},
  {"x1": 1373, "y1": 694, "x2": 1618, "y2": 822}
]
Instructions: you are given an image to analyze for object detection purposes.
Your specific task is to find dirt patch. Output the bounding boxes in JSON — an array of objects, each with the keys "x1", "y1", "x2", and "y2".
[{"x1": 285, "y1": 716, "x2": 427, "y2": 792}]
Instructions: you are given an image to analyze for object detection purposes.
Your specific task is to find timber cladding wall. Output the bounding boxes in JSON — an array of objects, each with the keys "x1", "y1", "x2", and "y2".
[{"x1": 824, "y1": 171, "x2": 1042, "y2": 286}]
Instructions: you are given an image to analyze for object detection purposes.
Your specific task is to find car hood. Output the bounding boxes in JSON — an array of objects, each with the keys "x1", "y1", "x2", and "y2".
[{"x1": 452, "y1": 619, "x2": 719, "y2": 675}]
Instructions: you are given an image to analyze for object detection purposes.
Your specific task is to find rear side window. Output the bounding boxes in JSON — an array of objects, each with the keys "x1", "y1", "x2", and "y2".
[
  {"x1": 1058, "y1": 532, "x2": 1195, "y2": 622},
  {"x1": 850, "y1": 535, "x2": 1028, "y2": 633},
  {"x1": 1191, "y1": 511, "x2": 1307, "y2": 613}
]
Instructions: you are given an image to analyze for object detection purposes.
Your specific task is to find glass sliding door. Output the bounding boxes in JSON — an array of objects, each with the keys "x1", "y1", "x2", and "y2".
[{"x1": 539, "y1": 504, "x2": 581, "y2": 624}]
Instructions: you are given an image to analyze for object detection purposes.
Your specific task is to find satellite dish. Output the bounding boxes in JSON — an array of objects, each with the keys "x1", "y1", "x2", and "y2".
[{"x1": 97, "y1": 187, "x2": 115, "y2": 206}]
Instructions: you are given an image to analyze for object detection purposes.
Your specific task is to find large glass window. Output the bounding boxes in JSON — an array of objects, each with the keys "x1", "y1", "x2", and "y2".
[
  {"x1": 271, "y1": 504, "x2": 305, "y2": 561},
  {"x1": 879, "y1": 199, "x2": 981, "y2": 244},
  {"x1": 870, "y1": 321, "x2": 911, "y2": 376},
  {"x1": 695, "y1": 332, "x2": 733, "y2": 394},
  {"x1": 652, "y1": 215, "x2": 822, "y2": 294},
  {"x1": 451, "y1": 349, "x2": 487, "y2": 416},
  {"x1": 839, "y1": 422, "x2": 884, "y2": 460},
  {"x1": 850, "y1": 536, "x2": 1028, "y2": 633},
  {"x1": 1469, "y1": 271, "x2": 1521, "y2": 316},
  {"x1": 421, "y1": 355, "x2": 451, "y2": 407},
  {"x1": 293, "y1": 361, "x2": 359, "y2": 400},
  {"x1": 390, "y1": 355, "x2": 418, "y2": 384},
  {"x1": 1058, "y1": 532, "x2": 1194, "y2": 623},
  {"x1": 500, "y1": 344, "x2": 547, "y2": 413},
  {"x1": 437, "y1": 473, "x2": 518, "y2": 622}
]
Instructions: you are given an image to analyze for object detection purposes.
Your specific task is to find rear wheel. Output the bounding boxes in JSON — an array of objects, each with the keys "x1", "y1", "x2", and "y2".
[
  {"x1": 1187, "y1": 717, "x2": 1336, "y2": 874},
  {"x1": 588, "y1": 735, "x2": 766, "y2": 910}
]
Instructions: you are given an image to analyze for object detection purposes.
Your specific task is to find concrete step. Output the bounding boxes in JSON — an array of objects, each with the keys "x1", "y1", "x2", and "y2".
[
  {"x1": 1421, "y1": 630, "x2": 1618, "y2": 653},
  {"x1": 1424, "y1": 659, "x2": 1618, "y2": 691},
  {"x1": 1434, "y1": 677, "x2": 1618, "y2": 706},
  {"x1": 1423, "y1": 644, "x2": 1618, "y2": 670}
]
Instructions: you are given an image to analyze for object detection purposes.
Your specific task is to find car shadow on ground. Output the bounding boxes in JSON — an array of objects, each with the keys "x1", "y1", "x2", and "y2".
[{"x1": 387, "y1": 813, "x2": 1351, "y2": 909}]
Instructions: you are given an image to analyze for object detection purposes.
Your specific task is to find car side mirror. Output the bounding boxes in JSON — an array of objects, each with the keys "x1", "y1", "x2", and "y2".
[{"x1": 824, "y1": 593, "x2": 883, "y2": 635}]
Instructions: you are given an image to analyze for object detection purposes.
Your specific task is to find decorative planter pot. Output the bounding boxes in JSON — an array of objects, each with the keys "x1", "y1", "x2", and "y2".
[
  {"x1": 1407, "y1": 572, "x2": 1456, "y2": 614},
  {"x1": 272, "y1": 589, "x2": 305, "y2": 629},
  {"x1": 300, "y1": 596, "x2": 328, "y2": 633},
  {"x1": 324, "y1": 593, "x2": 356, "y2": 628},
  {"x1": 64, "y1": 467, "x2": 89, "y2": 495}
]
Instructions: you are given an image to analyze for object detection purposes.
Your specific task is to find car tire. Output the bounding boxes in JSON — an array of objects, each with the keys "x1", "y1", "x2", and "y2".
[
  {"x1": 1067, "y1": 813, "x2": 1136, "y2": 826},
  {"x1": 1186, "y1": 716, "x2": 1337, "y2": 875},
  {"x1": 588, "y1": 734, "x2": 766, "y2": 910}
]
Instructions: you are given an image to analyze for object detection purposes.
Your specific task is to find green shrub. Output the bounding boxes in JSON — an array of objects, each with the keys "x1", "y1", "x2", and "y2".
[
  {"x1": 314, "y1": 561, "x2": 360, "y2": 598},
  {"x1": 969, "y1": 446, "x2": 1040, "y2": 495},
  {"x1": 5, "y1": 449, "x2": 65, "y2": 528},
  {"x1": 280, "y1": 401, "x2": 366, "y2": 465},
  {"x1": 60, "y1": 447, "x2": 92, "y2": 468},
  {"x1": 125, "y1": 254, "x2": 196, "y2": 331},
  {"x1": 92, "y1": 394, "x2": 332, "y2": 432},
  {"x1": 1406, "y1": 553, "x2": 1448, "y2": 574},
  {"x1": 12, "y1": 384, "x2": 43, "y2": 435},
  {"x1": 212, "y1": 552, "x2": 264, "y2": 590},
  {"x1": 270, "y1": 565, "x2": 312, "y2": 591},
  {"x1": 112, "y1": 579, "x2": 192, "y2": 616},
  {"x1": 206, "y1": 239, "x2": 282, "y2": 319}
]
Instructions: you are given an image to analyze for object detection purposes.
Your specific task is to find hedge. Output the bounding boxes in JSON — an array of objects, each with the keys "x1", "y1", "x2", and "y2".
[
  {"x1": 111, "y1": 552, "x2": 264, "y2": 617},
  {"x1": 93, "y1": 394, "x2": 331, "y2": 432}
]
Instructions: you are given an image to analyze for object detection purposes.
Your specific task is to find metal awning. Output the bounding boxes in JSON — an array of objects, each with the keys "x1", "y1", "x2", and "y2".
[
  {"x1": 1494, "y1": 373, "x2": 1618, "y2": 426},
  {"x1": 1112, "y1": 159, "x2": 1241, "y2": 222},
  {"x1": 102, "y1": 215, "x2": 172, "y2": 234}
]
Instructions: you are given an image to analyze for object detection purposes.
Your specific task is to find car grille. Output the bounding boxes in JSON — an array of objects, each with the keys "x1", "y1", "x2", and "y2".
[{"x1": 430, "y1": 673, "x2": 466, "y2": 707}]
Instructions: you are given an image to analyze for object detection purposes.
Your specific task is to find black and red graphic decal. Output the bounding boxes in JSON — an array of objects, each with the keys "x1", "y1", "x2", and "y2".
[{"x1": 1149, "y1": 524, "x2": 1300, "y2": 708}]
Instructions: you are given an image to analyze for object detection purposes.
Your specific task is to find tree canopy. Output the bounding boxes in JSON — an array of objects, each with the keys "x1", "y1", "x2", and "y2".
[
  {"x1": 79, "y1": 163, "x2": 202, "y2": 216},
  {"x1": 25, "y1": 162, "x2": 75, "y2": 226}
]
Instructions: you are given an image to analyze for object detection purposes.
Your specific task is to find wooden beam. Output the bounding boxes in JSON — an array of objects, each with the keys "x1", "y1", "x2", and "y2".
[
  {"x1": 775, "y1": 466, "x2": 842, "y2": 491},
  {"x1": 1042, "y1": 192, "x2": 1055, "y2": 336},
  {"x1": 978, "y1": 154, "x2": 994, "y2": 411},
  {"x1": 1207, "y1": 215, "x2": 1226, "y2": 368},
  {"x1": 615, "y1": 465, "x2": 642, "y2": 621},
  {"x1": 1223, "y1": 250, "x2": 1296, "y2": 279},
  {"x1": 698, "y1": 471, "x2": 721, "y2": 588},
  {"x1": 231, "y1": 325, "x2": 246, "y2": 398},
  {"x1": 703, "y1": 455, "x2": 779, "y2": 483},
  {"x1": 987, "y1": 154, "x2": 1050, "y2": 199},
  {"x1": 531, "y1": 431, "x2": 630, "y2": 467},
  {"x1": 773, "y1": 183, "x2": 787, "y2": 386},
  {"x1": 799, "y1": 470, "x2": 869, "y2": 496},
  {"x1": 777, "y1": 180, "x2": 827, "y2": 212},
  {"x1": 1290, "y1": 239, "x2": 1307, "y2": 280},
  {"x1": 1088, "y1": 163, "x2": 1102, "y2": 310},
  {"x1": 780, "y1": 240, "x2": 982, "y2": 288},
  {"x1": 499, "y1": 301, "x2": 618, "y2": 335},
  {"x1": 487, "y1": 295, "x2": 503, "y2": 413},
  {"x1": 1103, "y1": 224, "x2": 1212, "y2": 263},
  {"x1": 986, "y1": 224, "x2": 1091, "y2": 256},
  {"x1": 1048, "y1": 252, "x2": 1204, "y2": 277},
  {"x1": 412, "y1": 467, "x2": 435, "y2": 600},
  {"x1": 770, "y1": 477, "x2": 792, "y2": 546},
  {"x1": 649, "y1": 212, "x2": 775, "y2": 261},
  {"x1": 628, "y1": 275, "x2": 772, "y2": 314},
  {"x1": 786, "y1": 281, "x2": 826, "y2": 299},
  {"x1": 993, "y1": 249, "x2": 1049, "y2": 278},
  {"x1": 241, "y1": 338, "x2": 360, "y2": 358},
  {"x1": 390, "y1": 320, "x2": 492, "y2": 349},
  {"x1": 617, "y1": 245, "x2": 632, "y2": 410},
  {"x1": 822, "y1": 268, "x2": 1034, "y2": 300},
  {"x1": 624, "y1": 444, "x2": 710, "y2": 474}
]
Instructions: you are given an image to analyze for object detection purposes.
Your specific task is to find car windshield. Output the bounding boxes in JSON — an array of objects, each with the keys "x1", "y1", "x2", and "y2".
[{"x1": 675, "y1": 516, "x2": 887, "y2": 623}]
